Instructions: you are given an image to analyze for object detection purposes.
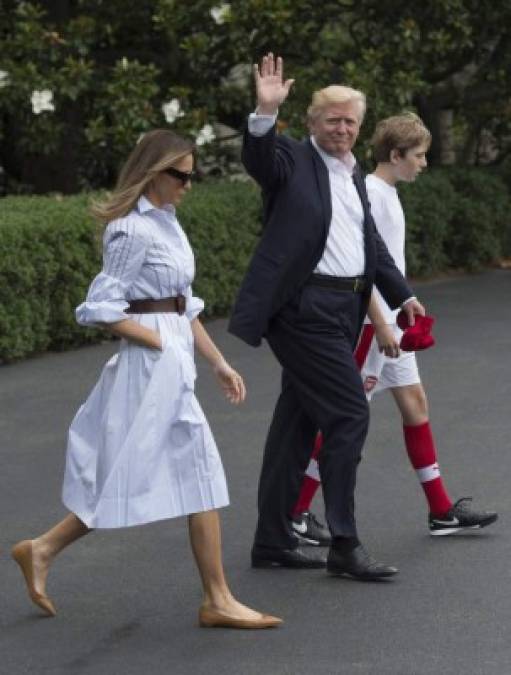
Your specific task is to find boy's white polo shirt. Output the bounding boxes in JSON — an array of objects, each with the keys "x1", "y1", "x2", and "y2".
[
  {"x1": 365, "y1": 174, "x2": 406, "y2": 325},
  {"x1": 361, "y1": 174, "x2": 420, "y2": 397}
]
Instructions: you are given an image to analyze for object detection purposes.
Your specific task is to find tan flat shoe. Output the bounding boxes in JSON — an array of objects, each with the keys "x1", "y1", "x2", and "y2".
[
  {"x1": 199, "y1": 606, "x2": 282, "y2": 629},
  {"x1": 11, "y1": 540, "x2": 56, "y2": 617}
]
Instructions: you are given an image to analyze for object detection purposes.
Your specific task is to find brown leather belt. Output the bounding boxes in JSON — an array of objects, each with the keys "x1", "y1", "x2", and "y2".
[
  {"x1": 308, "y1": 273, "x2": 367, "y2": 293},
  {"x1": 127, "y1": 296, "x2": 186, "y2": 315}
]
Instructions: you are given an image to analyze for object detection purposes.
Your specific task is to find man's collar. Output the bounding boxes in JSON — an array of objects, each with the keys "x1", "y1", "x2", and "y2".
[{"x1": 310, "y1": 136, "x2": 356, "y2": 175}]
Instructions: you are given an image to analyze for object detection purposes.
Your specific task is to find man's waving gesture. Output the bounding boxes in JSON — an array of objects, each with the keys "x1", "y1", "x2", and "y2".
[{"x1": 254, "y1": 52, "x2": 294, "y2": 116}]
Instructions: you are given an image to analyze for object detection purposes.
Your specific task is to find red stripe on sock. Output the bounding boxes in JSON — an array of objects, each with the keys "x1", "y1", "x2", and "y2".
[
  {"x1": 293, "y1": 475, "x2": 321, "y2": 516},
  {"x1": 354, "y1": 324, "x2": 375, "y2": 369},
  {"x1": 292, "y1": 433, "x2": 323, "y2": 515},
  {"x1": 311, "y1": 432, "x2": 322, "y2": 460}
]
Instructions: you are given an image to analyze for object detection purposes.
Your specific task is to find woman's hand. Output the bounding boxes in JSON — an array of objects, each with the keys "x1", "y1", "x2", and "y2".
[
  {"x1": 374, "y1": 324, "x2": 400, "y2": 359},
  {"x1": 150, "y1": 331, "x2": 164, "y2": 351},
  {"x1": 213, "y1": 360, "x2": 247, "y2": 405},
  {"x1": 103, "y1": 319, "x2": 163, "y2": 350}
]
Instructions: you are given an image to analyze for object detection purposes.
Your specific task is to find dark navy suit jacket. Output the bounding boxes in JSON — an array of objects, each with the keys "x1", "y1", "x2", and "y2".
[{"x1": 228, "y1": 125, "x2": 413, "y2": 347}]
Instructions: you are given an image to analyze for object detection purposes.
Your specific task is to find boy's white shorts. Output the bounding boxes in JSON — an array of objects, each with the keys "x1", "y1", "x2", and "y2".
[{"x1": 360, "y1": 323, "x2": 421, "y2": 401}]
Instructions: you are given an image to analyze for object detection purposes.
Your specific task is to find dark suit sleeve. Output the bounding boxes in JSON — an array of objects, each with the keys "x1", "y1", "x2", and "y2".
[
  {"x1": 371, "y1": 214, "x2": 414, "y2": 309},
  {"x1": 241, "y1": 124, "x2": 295, "y2": 191}
]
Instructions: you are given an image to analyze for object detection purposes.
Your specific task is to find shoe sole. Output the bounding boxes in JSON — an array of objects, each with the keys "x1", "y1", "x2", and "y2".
[
  {"x1": 252, "y1": 558, "x2": 326, "y2": 569},
  {"x1": 326, "y1": 568, "x2": 398, "y2": 581},
  {"x1": 199, "y1": 609, "x2": 283, "y2": 629},
  {"x1": 429, "y1": 513, "x2": 498, "y2": 536}
]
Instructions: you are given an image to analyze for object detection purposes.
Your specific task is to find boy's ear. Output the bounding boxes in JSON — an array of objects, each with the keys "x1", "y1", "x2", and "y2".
[{"x1": 389, "y1": 148, "x2": 401, "y2": 164}]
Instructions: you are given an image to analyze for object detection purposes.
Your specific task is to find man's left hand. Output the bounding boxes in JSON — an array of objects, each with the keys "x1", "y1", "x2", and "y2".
[{"x1": 401, "y1": 298, "x2": 425, "y2": 327}]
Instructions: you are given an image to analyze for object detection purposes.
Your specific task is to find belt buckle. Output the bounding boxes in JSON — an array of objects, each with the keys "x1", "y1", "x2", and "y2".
[
  {"x1": 176, "y1": 294, "x2": 186, "y2": 315},
  {"x1": 353, "y1": 278, "x2": 362, "y2": 292}
]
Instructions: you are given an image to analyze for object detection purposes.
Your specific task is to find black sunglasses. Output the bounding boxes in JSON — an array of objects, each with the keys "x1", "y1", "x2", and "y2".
[{"x1": 163, "y1": 167, "x2": 195, "y2": 185}]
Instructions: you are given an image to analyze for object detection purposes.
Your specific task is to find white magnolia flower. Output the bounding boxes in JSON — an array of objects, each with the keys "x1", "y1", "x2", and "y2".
[
  {"x1": 0, "y1": 70, "x2": 9, "y2": 88},
  {"x1": 221, "y1": 63, "x2": 252, "y2": 89},
  {"x1": 31, "y1": 89, "x2": 55, "y2": 115},
  {"x1": 196, "y1": 124, "x2": 216, "y2": 146},
  {"x1": 161, "y1": 98, "x2": 184, "y2": 124},
  {"x1": 210, "y1": 3, "x2": 231, "y2": 24}
]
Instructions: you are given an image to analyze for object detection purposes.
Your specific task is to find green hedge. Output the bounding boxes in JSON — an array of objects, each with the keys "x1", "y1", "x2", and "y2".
[
  {"x1": 0, "y1": 170, "x2": 510, "y2": 362},
  {"x1": 0, "y1": 193, "x2": 101, "y2": 361},
  {"x1": 0, "y1": 182, "x2": 261, "y2": 362},
  {"x1": 400, "y1": 168, "x2": 511, "y2": 276}
]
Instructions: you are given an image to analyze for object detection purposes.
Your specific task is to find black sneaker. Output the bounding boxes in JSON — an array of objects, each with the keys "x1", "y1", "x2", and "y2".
[
  {"x1": 291, "y1": 511, "x2": 331, "y2": 546},
  {"x1": 429, "y1": 497, "x2": 498, "y2": 536}
]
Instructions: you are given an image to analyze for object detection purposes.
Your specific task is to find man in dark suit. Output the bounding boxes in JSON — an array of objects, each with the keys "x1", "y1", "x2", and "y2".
[{"x1": 229, "y1": 53, "x2": 425, "y2": 579}]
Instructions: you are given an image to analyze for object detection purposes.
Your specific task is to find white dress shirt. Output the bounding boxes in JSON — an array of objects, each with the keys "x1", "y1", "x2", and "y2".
[
  {"x1": 310, "y1": 137, "x2": 365, "y2": 276},
  {"x1": 248, "y1": 113, "x2": 365, "y2": 276}
]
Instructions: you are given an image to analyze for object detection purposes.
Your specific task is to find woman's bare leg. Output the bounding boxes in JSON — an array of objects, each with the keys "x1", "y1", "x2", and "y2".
[
  {"x1": 188, "y1": 510, "x2": 279, "y2": 622},
  {"x1": 16, "y1": 513, "x2": 90, "y2": 599}
]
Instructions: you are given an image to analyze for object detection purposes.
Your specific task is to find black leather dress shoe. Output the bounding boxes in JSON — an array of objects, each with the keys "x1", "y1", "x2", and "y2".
[
  {"x1": 327, "y1": 544, "x2": 398, "y2": 580},
  {"x1": 251, "y1": 544, "x2": 327, "y2": 569}
]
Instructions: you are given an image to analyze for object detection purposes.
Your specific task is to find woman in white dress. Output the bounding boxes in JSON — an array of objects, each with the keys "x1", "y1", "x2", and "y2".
[{"x1": 12, "y1": 129, "x2": 281, "y2": 630}]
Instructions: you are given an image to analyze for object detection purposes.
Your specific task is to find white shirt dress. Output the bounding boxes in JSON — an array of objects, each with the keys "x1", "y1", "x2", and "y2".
[{"x1": 61, "y1": 195, "x2": 229, "y2": 528}]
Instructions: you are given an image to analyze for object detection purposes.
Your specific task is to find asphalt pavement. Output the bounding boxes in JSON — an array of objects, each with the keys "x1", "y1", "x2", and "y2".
[{"x1": 1, "y1": 270, "x2": 510, "y2": 675}]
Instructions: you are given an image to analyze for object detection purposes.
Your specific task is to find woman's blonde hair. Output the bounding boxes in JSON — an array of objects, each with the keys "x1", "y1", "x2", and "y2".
[
  {"x1": 371, "y1": 112, "x2": 431, "y2": 163},
  {"x1": 307, "y1": 85, "x2": 366, "y2": 123},
  {"x1": 91, "y1": 129, "x2": 195, "y2": 224}
]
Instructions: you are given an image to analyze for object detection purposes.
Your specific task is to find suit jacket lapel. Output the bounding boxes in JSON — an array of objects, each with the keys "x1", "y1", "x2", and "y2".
[
  {"x1": 352, "y1": 166, "x2": 376, "y2": 275},
  {"x1": 308, "y1": 139, "x2": 332, "y2": 243}
]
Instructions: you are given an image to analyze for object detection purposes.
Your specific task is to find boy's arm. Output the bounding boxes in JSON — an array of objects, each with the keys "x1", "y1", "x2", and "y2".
[{"x1": 367, "y1": 291, "x2": 401, "y2": 358}]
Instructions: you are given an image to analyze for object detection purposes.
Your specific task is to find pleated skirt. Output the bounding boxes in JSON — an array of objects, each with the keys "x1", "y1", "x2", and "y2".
[{"x1": 62, "y1": 312, "x2": 229, "y2": 528}]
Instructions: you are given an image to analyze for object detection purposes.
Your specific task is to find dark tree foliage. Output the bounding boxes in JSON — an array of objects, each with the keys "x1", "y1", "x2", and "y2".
[{"x1": 0, "y1": 0, "x2": 510, "y2": 193}]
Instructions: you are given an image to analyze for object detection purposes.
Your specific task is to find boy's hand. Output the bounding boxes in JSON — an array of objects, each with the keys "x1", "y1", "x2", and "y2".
[{"x1": 374, "y1": 324, "x2": 400, "y2": 358}]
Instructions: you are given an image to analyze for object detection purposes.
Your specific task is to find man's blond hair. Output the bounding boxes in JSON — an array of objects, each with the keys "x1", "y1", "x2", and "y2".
[
  {"x1": 371, "y1": 112, "x2": 431, "y2": 163},
  {"x1": 307, "y1": 85, "x2": 366, "y2": 122}
]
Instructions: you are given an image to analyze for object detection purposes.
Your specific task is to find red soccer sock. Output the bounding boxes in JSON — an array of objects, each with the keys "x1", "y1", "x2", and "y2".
[
  {"x1": 354, "y1": 324, "x2": 375, "y2": 369},
  {"x1": 403, "y1": 422, "x2": 453, "y2": 516},
  {"x1": 292, "y1": 432, "x2": 323, "y2": 516}
]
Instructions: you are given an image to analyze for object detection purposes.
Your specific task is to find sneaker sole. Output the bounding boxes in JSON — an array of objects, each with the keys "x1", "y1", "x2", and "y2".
[
  {"x1": 429, "y1": 514, "x2": 498, "y2": 536},
  {"x1": 429, "y1": 526, "x2": 479, "y2": 536},
  {"x1": 293, "y1": 532, "x2": 331, "y2": 547}
]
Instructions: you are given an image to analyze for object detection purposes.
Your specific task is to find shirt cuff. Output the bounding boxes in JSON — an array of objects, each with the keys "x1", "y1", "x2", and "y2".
[
  {"x1": 185, "y1": 296, "x2": 205, "y2": 322},
  {"x1": 75, "y1": 299, "x2": 129, "y2": 326},
  {"x1": 400, "y1": 296, "x2": 417, "y2": 308},
  {"x1": 248, "y1": 112, "x2": 277, "y2": 136}
]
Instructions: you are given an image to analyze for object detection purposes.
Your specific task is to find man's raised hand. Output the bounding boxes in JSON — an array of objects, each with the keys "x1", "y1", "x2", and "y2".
[{"x1": 254, "y1": 52, "x2": 294, "y2": 116}]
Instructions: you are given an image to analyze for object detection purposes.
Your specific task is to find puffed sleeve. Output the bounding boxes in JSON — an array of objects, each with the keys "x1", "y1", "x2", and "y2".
[
  {"x1": 75, "y1": 219, "x2": 147, "y2": 326},
  {"x1": 183, "y1": 285, "x2": 205, "y2": 322}
]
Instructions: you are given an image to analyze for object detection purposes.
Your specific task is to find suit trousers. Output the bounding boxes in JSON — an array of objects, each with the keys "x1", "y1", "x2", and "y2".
[{"x1": 254, "y1": 283, "x2": 370, "y2": 550}]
